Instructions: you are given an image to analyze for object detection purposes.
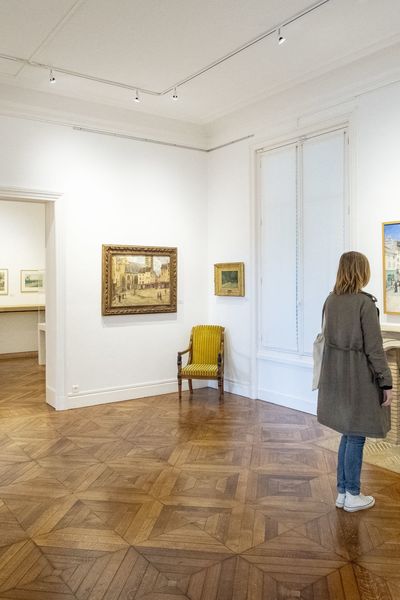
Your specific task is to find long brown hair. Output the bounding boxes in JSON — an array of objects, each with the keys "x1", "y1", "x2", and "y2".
[{"x1": 333, "y1": 251, "x2": 371, "y2": 295}]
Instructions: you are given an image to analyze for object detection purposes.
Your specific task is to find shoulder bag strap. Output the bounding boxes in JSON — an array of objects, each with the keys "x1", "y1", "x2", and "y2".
[{"x1": 321, "y1": 303, "x2": 326, "y2": 333}]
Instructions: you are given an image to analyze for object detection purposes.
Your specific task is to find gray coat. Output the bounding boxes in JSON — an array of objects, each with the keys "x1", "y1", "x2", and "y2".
[{"x1": 317, "y1": 292, "x2": 392, "y2": 438}]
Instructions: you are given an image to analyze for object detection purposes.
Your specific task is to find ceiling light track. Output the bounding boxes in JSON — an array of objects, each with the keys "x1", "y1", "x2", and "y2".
[
  {"x1": 0, "y1": 0, "x2": 330, "y2": 100},
  {"x1": 164, "y1": 0, "x2": 329, "y2": 94},
  {"x1": 0, "y1": 52, "x2": 158, "y2": 96}
]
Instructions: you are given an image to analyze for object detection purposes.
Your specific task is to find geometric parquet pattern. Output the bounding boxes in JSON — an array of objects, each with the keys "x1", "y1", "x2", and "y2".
[{"x1": 0, "y1": 358, "x2": 400, "y2": 599}]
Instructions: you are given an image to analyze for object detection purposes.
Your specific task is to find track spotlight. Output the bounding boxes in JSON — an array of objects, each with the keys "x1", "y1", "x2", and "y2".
[
  {"x1": 49, "y1": 69, "x2": 56, "y2": 83},
  {"x1": 277, "y1": 27, "x2": 286, "y2": 45},
  {"x1": 134, "y1": 89, "x2": 140, "y2": 103},
  {"x1": 172, "y1": 87, "x2": 178, "y2": 101}
]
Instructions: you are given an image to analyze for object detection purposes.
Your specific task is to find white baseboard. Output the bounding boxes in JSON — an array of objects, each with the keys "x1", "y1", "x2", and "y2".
[
  {"x1": 225, "y1": 379, "x2": 252, "y2": 398},
  {"x1": 55, "y1": 379, "x2": 317, "y2": 414},
  {"x1": 209, "y1": 378, "x2": 253, "y2": 398},
  {"x1": 258, "y1": 388, "x2": 317, "y2": 415},
  {"x1": 45, "y1": 386, "x2": 57, "y2": 409},
  {"x1": 64, "y1": 378, "x2": 207, "y2": 410},
  {"x1": 381, "y1": 322, "x2": 400, "y2": 333}
]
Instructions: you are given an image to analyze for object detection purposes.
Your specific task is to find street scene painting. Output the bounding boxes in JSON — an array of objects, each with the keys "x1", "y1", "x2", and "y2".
[
  {"x1": 214, "y1": 262, "x2": 245, "y2": 296},
  {"x1": 102, "y1": 245, "x2": 177, "y2": 315},
  {"x1": 0, "y1": 269, "x2": 8, "y2": 295},
  {"x1": 20, "y1": 270, "x2": 44, "y2": 293},
  {"x1": 383, "y1": 221, "x2": 400, "y2": 315}
]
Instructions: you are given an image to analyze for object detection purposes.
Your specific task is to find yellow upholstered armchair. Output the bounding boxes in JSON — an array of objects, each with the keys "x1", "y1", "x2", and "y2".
[{"x1": 177, "y1": 325, "x2": 225, "y2": 400}]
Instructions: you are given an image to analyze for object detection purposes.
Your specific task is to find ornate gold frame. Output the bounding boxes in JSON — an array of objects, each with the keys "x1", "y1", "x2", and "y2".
[
  {"x1": 382, "y1": 221, "x2": 400, "y2": 315},
  {"x1": 102, "y1": 245, "x2": 177, "y2": 315},
  {"x1": 214, "y1": 262, "x2": 245, "y2": 297}
]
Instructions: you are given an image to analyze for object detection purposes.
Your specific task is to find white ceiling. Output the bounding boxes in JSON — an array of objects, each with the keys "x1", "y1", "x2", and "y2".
[{"x1": 0, "y1": 0, "x2": 400, "y2": 124}]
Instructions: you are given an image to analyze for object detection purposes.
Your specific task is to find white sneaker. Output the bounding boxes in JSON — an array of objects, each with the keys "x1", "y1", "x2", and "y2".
[
  {"x1": 343, "y1": 492, "x2": 375, "y2": 512},
  {"x1": 335, "y1": 493, "x2": 346, "y2": 508}
]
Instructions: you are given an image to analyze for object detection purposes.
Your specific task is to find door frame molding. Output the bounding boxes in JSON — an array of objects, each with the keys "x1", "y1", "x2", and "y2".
[{"x1": 0, "y1": 186, "x2": 65, "y2": 409}]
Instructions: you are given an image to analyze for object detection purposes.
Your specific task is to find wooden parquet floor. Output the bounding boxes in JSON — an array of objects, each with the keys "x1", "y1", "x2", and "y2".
[{"x1": 1, "y1": 358, "x2": 400, "y2": 599}]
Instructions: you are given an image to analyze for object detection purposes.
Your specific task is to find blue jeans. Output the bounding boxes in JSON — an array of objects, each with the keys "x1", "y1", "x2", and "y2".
[{"x1": 337, "y1": 434, "x2": 366, "y2": 495}]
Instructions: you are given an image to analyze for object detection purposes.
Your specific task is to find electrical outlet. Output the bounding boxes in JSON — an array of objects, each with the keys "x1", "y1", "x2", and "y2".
[{"x1": 72, "y1": 385, "x2": 79, "y2": 393}]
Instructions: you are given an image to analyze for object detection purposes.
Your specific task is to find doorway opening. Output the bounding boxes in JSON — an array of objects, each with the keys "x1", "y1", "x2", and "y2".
[{"x1": 0, "y1": 187, "x2": 64, "y2": 409}]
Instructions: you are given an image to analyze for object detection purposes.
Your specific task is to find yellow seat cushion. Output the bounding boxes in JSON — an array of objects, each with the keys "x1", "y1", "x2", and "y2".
[{"x1": 181, "y1": 364, "x2": 218, "y2": 377}]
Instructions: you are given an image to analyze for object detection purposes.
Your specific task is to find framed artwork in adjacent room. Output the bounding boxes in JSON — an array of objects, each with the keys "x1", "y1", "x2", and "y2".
[
  {"x1": 0, "y1": 269, "x2": 8, "y2": 295},
  {"x1": 102, "y1": 245, "x2": 177, "y2": 315},
  {"x1": 382, "y1": 221, "x2": 400, "y2": 315},
  {"x1": 20, "y1": 270, "x2": 45, "y2": 293},
  {"x1": 214, "y1": 262, "x2": 245, "y2": 296}
]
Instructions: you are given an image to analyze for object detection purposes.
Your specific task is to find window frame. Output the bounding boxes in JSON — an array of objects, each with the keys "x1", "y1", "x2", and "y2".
[{"x1": 256, "y1": 125, "x2": 350, "y2": 361}]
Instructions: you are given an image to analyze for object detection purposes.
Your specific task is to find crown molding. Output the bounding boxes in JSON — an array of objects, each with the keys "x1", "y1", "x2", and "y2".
[
  {"x1": 0, "y1": 186, "x2": 62, "y2": 202},
  {"x1": 0, "y1": 81, "x2": 207, "y2": 148},
  {"x1": 206, "y1": 42, "x2": 400, "y2": 146}
]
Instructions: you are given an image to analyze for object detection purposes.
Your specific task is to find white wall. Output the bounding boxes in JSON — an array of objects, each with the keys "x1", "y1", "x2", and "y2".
[
  {"x1": 0, "y1": 115, "x2": 208, "y2": 408},
  {"x1": 207, "y1": 78, "x2": 400, "y2": 414},
  {"x1": 0, "y1": 312, "x2": 43, "y2": 354},
  {"x1": 0, "y1": 201, "x2": 45, "y2": 353},
  {"x1": 355, "y1": 84, "x2": 400, "y2": 321},
  {"x1": 207, "y1": 142, "x2": 254, "y2": 398},
  {"x1": 0, "y1": 201, "x2": 45, "y2": 307}
]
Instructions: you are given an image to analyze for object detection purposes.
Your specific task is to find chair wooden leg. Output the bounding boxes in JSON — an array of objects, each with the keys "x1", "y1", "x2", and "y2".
[
  {"x1": 218, "y1": 377, "x2": 224, "y2": 400},
  {"x1": 188, "y1": 379, "x2": 193, "y2": 395},
  {"x1": 178, "y1": 377, "x2": 182, "y2": 400}
]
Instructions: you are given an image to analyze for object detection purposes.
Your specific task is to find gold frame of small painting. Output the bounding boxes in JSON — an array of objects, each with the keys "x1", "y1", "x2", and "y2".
[{"x1": 214, "y1": 262, "x2": 245, "y2": 297}]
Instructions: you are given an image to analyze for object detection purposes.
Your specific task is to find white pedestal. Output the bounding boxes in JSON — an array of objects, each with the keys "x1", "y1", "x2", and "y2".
[{"x1": 38, "y1": 322, "x2": 46, "y2": 365}]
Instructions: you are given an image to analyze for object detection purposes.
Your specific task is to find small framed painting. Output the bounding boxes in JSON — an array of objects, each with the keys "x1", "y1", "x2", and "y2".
[
  {"x1": 0, "y1": 269, "x2": 8, "y2": 295},
  {"x1": 214, "y1": 262, "x2": 245, "y2": 296},
  {"x1": 102, "y1": 245, "x2": 177, "y2": 315},
  {"x1": 382, "y1": 221, "x2": 400, "y2": 315},
  {"x1": 20, "y1": 270, "x2": 45, "y2": 293}
]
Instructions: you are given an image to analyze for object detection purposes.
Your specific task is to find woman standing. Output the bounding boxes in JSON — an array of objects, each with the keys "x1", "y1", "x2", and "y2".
[{"x1": 317, "y1": 252, "x2": 392, "y2": 512}]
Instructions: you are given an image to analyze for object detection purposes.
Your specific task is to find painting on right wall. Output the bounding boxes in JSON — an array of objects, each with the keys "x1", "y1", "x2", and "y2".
[
  {"x1": 383, "y1": 221, "x2": 400, "y2": 315},
  {"x1": 0, "y1": 269, "x2": 8, "y2": 295}
]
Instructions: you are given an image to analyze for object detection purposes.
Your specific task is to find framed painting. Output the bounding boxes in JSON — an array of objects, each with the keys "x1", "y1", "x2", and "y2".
[
  {"x1": 383, "y1": 221, "x2": 400, "y2": 315},
  {"x1": 102, "y1": 245, "x2": 177, "y2": 315},
  {"x1": 214, "y1": 262, "x2": 245, "y2": 296},
  {"x1": 0, "y1": 269, "x2": 8, "y2": 295},
  {"x1": 20, "y1": 270, "x2": 45, "y2": 293}
]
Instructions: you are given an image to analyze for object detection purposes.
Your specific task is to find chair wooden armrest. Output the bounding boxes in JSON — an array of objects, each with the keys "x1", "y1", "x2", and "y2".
[
  {"x1": 178, "y1": 347, "x2": 191, "y2": 356},
  {"x1": 177, "y1": 346, "x2": 191, "y2": 368}
]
